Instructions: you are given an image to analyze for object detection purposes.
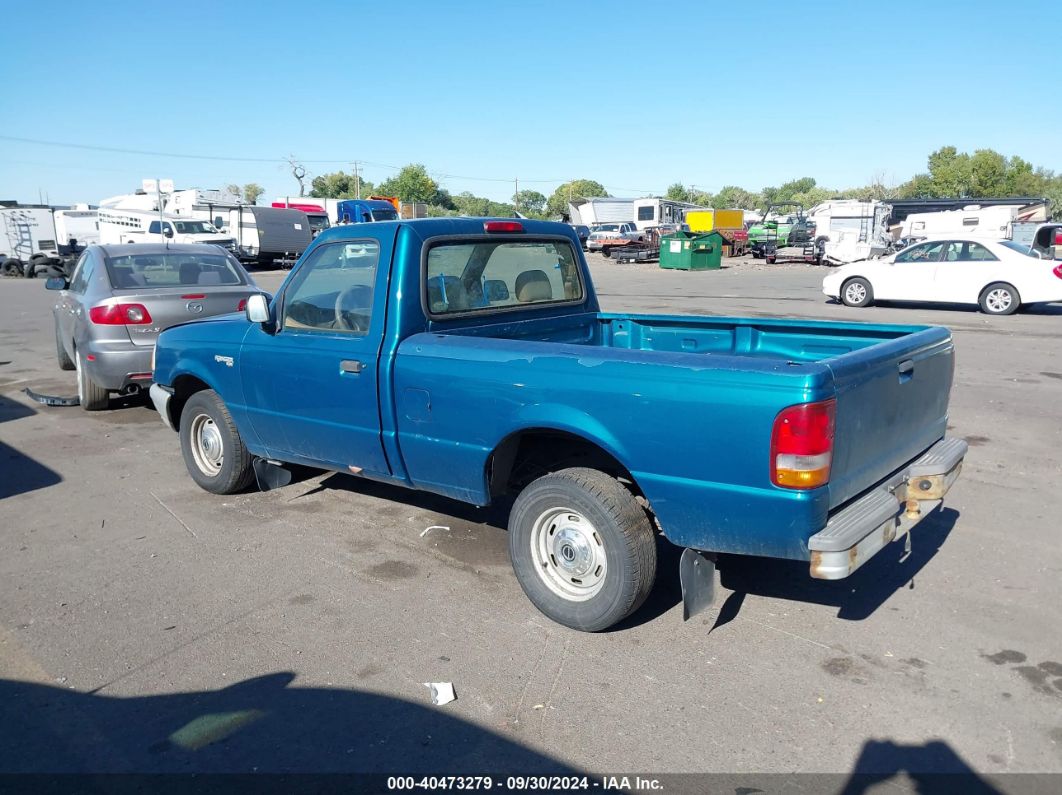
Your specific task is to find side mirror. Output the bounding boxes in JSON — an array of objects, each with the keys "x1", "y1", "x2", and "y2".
[
  {"x1": 484, "y1": 279, "x2": 510, "y2": 302},
  {"x1": 45, "y1": 276, "x2": 68, "y2": 291},
  {"x1": 245, "y1": 293, "x2": 270, "y2": 324},
  {"x1": 163, "y1": 227, "x2": 174, "y2": 238}
]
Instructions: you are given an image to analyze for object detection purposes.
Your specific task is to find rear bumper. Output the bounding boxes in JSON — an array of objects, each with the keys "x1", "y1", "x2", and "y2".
[
  {"x1": 84, "y1": 341, "x2": 154, "y2": 390},
  {"x1": 808, "y1": 437, "x2": 967, "y2": 579}
]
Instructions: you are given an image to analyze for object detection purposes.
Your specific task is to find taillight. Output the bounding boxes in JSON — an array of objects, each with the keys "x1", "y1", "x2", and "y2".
[
  {"x1": 89, "y1": 303, "x2": 153, "y2": 325},
  {"x1": 484, "y1": 220, "x2": 523, "y2": 233},
  {"x1": 1053, "y1": 263, "x2": 1062, "y2": 280},
  {"x1": 237, "y1": 298, "x2": 248, "y2": 311},
  {"x1": 770, "y1": 399, "x2": 836, "y2": 489}
]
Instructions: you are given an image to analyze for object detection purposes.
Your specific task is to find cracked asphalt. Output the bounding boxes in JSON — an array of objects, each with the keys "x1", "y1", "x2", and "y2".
[{"x1": 1, "y1": 254, "x2": 1060, "y2": 781}]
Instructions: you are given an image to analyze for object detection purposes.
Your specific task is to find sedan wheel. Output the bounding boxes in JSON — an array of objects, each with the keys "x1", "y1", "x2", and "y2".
[
  {"x1": 979, "y1": 282, "x2": 1019, "y2": 315},
  {"x1": 841, "y1": 277, "x2": 873, "y2": 308}
]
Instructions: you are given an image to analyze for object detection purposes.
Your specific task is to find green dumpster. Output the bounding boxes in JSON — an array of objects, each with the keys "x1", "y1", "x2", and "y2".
[{"x1": 659, "y1": 231, "x2": 723, "y2": 270}]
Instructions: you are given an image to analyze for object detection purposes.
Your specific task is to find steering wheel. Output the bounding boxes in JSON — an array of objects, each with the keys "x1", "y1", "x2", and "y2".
[{"x1": 334, "y1": 285, "x2": 368, "y2": 332}]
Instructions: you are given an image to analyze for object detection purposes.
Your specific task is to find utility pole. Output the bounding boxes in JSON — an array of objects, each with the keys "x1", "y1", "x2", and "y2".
[
  {"x1": 514, "y1": 177, "x2": 519, "y2": 213},
  {"x1": 353, "y1": 161, "x2": 361, "y2": 199}
]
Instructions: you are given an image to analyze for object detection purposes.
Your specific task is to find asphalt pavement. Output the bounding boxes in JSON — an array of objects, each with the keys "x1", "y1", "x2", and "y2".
[{"x1": 0, "y1": 255, "x2": 1060, "y2": 782}]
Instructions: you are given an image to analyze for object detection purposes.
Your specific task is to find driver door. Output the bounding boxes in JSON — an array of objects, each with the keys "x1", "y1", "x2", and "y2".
[{"x1": 238, "y1": 230, "x2": 395, "y2": 474}]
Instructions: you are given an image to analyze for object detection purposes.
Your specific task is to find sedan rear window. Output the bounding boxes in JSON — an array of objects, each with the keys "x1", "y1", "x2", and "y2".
[
  {"x1": 105, "y1": 253, "x2": 246, "y2": 289},
  {"x1": 426, "y1": 240, "x2": 584, "y2": 316}
]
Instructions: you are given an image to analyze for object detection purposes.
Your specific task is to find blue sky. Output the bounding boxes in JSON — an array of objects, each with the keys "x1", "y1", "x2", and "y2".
[{"x1": 1, "y1": 0, "x2": 1058, "y2": 206}]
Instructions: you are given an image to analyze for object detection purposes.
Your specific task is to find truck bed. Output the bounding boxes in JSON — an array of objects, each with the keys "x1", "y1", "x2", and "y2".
[{"x1": 396, "y1": 311, "x2": 954, "y2": 558}]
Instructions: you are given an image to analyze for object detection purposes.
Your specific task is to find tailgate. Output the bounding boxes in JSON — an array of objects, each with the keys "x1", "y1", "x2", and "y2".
[{"x1": 826, "y1": 327, "x2": 954, "y2": 509}]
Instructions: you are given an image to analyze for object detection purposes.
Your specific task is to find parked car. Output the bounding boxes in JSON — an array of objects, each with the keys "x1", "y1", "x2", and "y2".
[
  {"x1": 822, "y1": 236, "x2": 1062, "y2": 315},
  {"x1": 150, "y1": 218, "x2": 964, "y2": 632},
  {"x1": 47, "y1": 243, "x2": 265, "y2": 410},
  {"x1": 571, "y1": 224, "x2": 590, "y2": 249},
  {"x1": 586, "y1": 222, "x2": 642, "y2": 254}
]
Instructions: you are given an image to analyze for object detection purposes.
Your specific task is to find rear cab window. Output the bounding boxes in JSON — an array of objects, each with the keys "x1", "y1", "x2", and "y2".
[
  {"x1": 105, "y1": 252, "x2": 246, "y2": 289},
  {"x1": 425, "y1": 239, "x2": 584, "y2": 317}
]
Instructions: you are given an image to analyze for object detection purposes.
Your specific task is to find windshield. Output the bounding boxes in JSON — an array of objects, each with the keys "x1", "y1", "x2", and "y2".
[
  {"x1": 105, "y1": 252, "x2": 246, "y2": 288},
  {"x1": 593, "y1": 224, "x2": 619, "y2": 232},
  {"x1": 172, "y1": 220, "x2": 220, "y2": 235},
  {"x1": 308, "y1": 215, "x2": 329, "y2": 231},
  {"x1": 370, "y1": 209, "x2": 398, "y2": 221},
  {"x1": 998, "y1": 240, "x2": 1036, "y2": 257}
]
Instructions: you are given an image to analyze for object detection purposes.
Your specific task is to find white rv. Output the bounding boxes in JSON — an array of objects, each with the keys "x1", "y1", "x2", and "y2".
[
  {"x1": 900, "y1": 205, "x2": 1022, "y2": 241},
  {"x1": 1, "y1": 206, "x2": 60, "y2": 263},
  {"x1": 631, "y1": 198, "x2": 704, "y2": 230},
  {"x1": 97, "y1": 208, "x2": 237, "y2": 251},
  {"x1": 53, "y1": 207, "x2": 99, "y2": 251},
  {"x1": 568, "y1": 197, "x2": 636, "y2": 227},
  {"x1": 807, "y1": 200, "x2": 892, "y2": 264}
]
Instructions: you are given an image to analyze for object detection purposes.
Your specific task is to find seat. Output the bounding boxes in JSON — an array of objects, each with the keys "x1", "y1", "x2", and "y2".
[
  {"x1": 197, "y1": 270, "x2": 223, "y2": 285},
  {"x1": 179, "y1": 262, "x2": 202, "y2": 285},
  {"x1": 514, "y1": 270, "x2": 552, "y2": 302},
  {"x1": 426, "y1": 274, "x2": 470, "y2": 313},
  {"x1": 115, "y1": 269, "x2": 146, "y2": 288}
]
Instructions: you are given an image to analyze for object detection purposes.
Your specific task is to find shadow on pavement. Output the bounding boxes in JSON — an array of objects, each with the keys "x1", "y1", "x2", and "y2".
[
  {"x1": 0, "y1": 673, "x2": 583, "y2": 775},
  {"x1": 0, "y1": 394, "x2": 62, "y2": 499},
  {"x1": 837, "y1": 738, "x2": 1004, "y2": 794},
  {"x1": 718, "y1": 507, "x2": 959, "y2": 622}
]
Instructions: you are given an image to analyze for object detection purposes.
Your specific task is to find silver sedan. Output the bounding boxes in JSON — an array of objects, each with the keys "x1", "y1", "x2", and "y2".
[{"x1": 47, "y1": 243, "x2": 264, "y2": 410}]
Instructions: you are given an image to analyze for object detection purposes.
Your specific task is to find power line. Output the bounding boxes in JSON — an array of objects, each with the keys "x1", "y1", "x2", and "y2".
[{"x1": 0, "y1": 134, "x2": 622, "y2": 192}]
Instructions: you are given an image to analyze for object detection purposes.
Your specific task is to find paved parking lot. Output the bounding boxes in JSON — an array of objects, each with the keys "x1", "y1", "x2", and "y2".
[{"x1": 1, "y1": 254, "x2": 1060, "y2": 780}]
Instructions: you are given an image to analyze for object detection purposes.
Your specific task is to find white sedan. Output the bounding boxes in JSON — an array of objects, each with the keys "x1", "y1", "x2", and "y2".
[{"x1": 822, "y1": 237, "x2": 1062, "y2": 315}]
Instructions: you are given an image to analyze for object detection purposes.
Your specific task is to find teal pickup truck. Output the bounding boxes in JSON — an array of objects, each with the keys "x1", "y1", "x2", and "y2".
[{"x1": 150, "y1": 218, "x2": 966, "y2": 631}]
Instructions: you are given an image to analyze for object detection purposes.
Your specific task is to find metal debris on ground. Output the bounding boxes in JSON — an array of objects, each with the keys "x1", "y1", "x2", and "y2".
[
  {"x1": 423, "y1": 682, "x2": 456, "y2": 705},
  {"x1": 22, "y1": 388, "x2": 80, "y2": 407}
]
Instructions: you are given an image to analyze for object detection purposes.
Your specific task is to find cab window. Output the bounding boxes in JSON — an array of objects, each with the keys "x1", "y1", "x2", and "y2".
[
  {"x1": 281, "y1": 241, "x2": 379, "y2": 335},
  {"x1": 426, "y1": 239, "x2": 584, "y2": 316},
  {"x1": 68, "y1": 252, "x2": 93, "y2": 294}
]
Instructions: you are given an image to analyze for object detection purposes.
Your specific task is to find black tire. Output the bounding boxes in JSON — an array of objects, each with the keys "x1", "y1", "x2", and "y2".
[
  {"x1": 1, "y1": 259, "x2": 22, "y2": 277},
  {"x1": 55, "y1": 320, "x2": 74, "y2": 371},
  {"x1": 75, "y1": 348, "x2": 109, "y2": 411},
  {"x1": 601, "y1": 248, "x2": 611, "y2": 259},
  {"x1": 978, "y1": 282, "x2": 1020, "y2": 315},
  {"x1": 507, "y1": 467, "x2": 657, "y2": 632},
  {"x1": 765, "y1": 256, "x2": 776, "y2": 264},
  {"x1": 179, "y1": 389, "x2": 255, "y2": 494},
  {"x1": 841, "y1": 277, "x2": 873, "y2": 308}
]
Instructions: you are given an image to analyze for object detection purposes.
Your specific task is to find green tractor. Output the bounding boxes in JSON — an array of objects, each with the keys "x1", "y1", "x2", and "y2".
[{"x1": 748, "y1": 202, "x2": 817, "y2": 262}]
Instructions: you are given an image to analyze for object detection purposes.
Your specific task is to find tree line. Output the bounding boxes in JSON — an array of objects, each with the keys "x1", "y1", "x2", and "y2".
[{"x1": 303, "y1": 148, "x2": 1062, "y2": 221}]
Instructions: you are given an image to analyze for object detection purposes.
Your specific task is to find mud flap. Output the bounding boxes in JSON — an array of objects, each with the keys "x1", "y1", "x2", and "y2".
[
  {"x1": 679, "y1": 548, "x2": 718, "y2": 621},
  {"x1": 253, "y1": 458, "x2": 292, "y2": 492}
]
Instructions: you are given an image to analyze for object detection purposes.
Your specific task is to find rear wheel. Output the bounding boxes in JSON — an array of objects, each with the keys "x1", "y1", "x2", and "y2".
[
  {"x1": 55, "y1": 320, "x2": 74, "y2": 371},
  {"x1": 2, "y1": 259, "x2": 22, "y2": 277},
  {"x1": 75, "y1": 349, "x2": 110, "y2": 410},
  {"x1": 508, "y1": 467, "x2": 657, "y2": 632},
  {"x1": 841, "y1": 277, "x2": 873, "y2": 307},
  {"x1": 179, "y1": 389, "x2": 255, "y2": 494},
  {"x1": 979, "y1": 282, "x2": 1019, "y2": 315}
]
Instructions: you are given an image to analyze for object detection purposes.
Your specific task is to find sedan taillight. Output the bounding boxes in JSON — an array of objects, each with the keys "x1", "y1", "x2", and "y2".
[{"x1": 89, "y1": 303, "x2": 153, "y2": 325}]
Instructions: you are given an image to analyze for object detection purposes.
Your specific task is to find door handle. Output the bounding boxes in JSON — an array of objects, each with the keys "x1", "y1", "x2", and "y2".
[{"x1": 340, "y1": 359, "x2": 363, "y2": 374}]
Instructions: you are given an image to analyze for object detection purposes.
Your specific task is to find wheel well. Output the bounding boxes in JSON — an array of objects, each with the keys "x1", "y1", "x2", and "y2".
[
  {"x1": 487, "y1": 429, "x2": 640, "y2": 499},
  {"x1": 169, "y1": 375, "x2": 211, "y2": 430}
]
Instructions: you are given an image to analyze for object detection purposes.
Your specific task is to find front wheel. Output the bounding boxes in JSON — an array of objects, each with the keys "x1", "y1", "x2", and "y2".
[
  {"x1": 508, "y1": 468, "x2": 657, "y2": 632},
  {"x1": 841, "y1": 277, "x2": 873, "y2": 307},
  {"x1": 979, "y1": 282, "x2": 1020, "y2": 315},
  {"x1": 179, "y1": 389, "x2": 255, "y2": 494}
]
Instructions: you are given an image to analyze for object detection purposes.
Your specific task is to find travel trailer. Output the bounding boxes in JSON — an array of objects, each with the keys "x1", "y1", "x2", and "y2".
[
  {"x1": 807, "y1": 200, "x2": 892, "y2": 264},
  {"x1": 1, "y1": 204, "x2": 99, "y2": 276},
  {"x1": 899, "y1": 205, "x2": 1022, "y2": 241}
]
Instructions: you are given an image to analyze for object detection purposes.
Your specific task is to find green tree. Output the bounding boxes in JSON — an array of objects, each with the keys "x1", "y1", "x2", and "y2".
[
  {"x1": 242, "y1": 183, "x2": 264, "y2": 204},
  {"x1": 376, "y1": 164, "x2": 441, "y2": 204},
  {"x1": 546, "y1": 179, "x2": 608, "y2": 217},
  {"x1": 712, "y1": 185, "x2": 760, "y2": 209},
  {"x1": 513, "y1": 190, "x2": 546, "y2": 216},
  {"x1": 309, "y1": 170, "x2": 373, "y2": 199},
  {"x1": 225, "y1": 183, "x2": 242, "y2": 198}
]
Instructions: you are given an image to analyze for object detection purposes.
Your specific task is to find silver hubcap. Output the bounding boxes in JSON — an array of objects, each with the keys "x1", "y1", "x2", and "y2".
[
  {"x1": 986, "y1": 289, "x2": 1012, "y2": 313},
  {"x1": 189, "y1": 413, "x2": 224, "y2": 476},
  {"x1": 845, "y1": 282, "x2": 867, "y2": 304},
  {"x1": 530, "y1": 508, "x2": 607, "y2": 601}
]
